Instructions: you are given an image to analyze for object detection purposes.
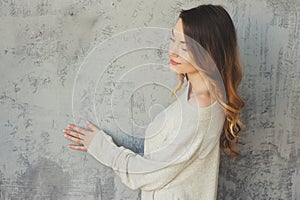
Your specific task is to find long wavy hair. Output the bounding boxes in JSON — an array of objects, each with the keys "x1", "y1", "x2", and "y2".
[{"x1": 170, "y1": 4, "x2": 246, "y2": 161}]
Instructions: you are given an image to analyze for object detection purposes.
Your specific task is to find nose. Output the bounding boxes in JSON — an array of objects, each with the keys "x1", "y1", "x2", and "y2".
[
  {"x1": 168, "y1": 41, "x2": 180, "y2": 57},
  {"x1": 169, "y1": 50, "x2": 179, "y2": 58}
]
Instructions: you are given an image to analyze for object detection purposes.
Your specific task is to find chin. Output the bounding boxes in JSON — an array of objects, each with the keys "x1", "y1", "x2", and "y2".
[{"x1": 169, "y1": 66, "x2": 183, "y2": 74}]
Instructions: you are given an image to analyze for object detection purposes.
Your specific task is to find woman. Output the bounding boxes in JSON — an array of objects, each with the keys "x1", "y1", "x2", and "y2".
[{"x1": 63, "y1": 4, "x2": 245, "y2": 200}]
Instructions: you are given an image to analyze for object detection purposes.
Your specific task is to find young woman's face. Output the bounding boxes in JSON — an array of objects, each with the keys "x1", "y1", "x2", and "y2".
[{"x1": 168, "y1": 18, "x2": 197, "y2": 74}]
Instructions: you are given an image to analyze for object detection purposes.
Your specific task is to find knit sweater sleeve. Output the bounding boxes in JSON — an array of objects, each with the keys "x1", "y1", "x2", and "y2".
[{"x1": 86, "y1": 116, "x2": 215, "y2": 191}]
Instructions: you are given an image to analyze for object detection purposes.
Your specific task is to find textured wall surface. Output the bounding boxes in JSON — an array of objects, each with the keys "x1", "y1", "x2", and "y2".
[{"x1": 0, "y1": 0, "x2": 299, "y2": 200}]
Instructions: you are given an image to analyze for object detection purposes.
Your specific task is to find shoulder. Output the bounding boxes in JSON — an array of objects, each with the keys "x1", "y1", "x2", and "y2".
[{"x1": 189, "y1": 93, "x2": 215, "y2": 108}]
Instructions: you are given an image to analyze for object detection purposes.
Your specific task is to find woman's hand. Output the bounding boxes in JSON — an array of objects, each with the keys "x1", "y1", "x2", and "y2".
[{"x1": 63, "y1": 120, "x2": 101, "y2": 151}]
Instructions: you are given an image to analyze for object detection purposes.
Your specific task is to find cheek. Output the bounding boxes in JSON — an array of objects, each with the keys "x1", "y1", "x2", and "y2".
[
  {"x1": 178, "y1": 50, "x2": 193, "y2": 62},
  {"x1": 170, "y1": 59, "x2": 197, "y2": 73},
  {"x1": 177, "y1": 50, "x2": 194, "y2": 65},
  {"x1": 180, "y1": 58, "x2": 190, "y2": 65},
  {"x1": 183, "y1": 63, "x2": 198, "y2": 73},
  {"x1": 179, "y1": 57, "x2": 194, "y2": 69}
]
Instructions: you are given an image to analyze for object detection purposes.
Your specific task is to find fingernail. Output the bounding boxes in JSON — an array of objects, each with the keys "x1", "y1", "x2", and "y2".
[
  {"x1": 64, "y1": 129, "x2": 70, "y2": 133},
  {"x1": 86, "y1": 120, "x2": 90, "y2": 124}
]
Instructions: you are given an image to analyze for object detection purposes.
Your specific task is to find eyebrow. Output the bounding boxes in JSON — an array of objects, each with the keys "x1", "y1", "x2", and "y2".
[{"x1": 171, "y1": 28, "x2": 186, "y2": 44}]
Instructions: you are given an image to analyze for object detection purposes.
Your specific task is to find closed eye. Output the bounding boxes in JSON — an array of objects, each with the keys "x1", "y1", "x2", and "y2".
[{"x1": 170, "y1": 37, "x2": 188, "y2": 51}]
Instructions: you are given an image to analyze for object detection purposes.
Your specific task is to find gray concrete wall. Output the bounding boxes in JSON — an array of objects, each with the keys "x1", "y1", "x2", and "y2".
[{"x1": 0, "y1": 0, "x2": 299, "y2": 199}]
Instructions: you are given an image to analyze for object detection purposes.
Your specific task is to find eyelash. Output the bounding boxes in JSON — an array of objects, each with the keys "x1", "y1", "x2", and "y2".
[{"x1": 170, "y1": 37, "x2": 187, "y2": 51}]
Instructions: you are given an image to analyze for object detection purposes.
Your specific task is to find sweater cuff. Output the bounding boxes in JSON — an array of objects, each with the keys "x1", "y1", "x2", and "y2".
[{"x1": 87, "y1": 130, "x2": 123, "y2": 168}]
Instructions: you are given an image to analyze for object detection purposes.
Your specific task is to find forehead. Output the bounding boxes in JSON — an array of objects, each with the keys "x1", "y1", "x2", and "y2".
[
  {"x1": 172, "y1": 19, "x2": 185, "y2": 40},
  {"x1": 175, "y1": 18, "x2": 183, "y2": 30}
]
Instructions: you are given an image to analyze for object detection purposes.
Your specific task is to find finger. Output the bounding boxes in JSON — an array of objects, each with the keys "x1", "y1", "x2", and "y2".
[
  {"x1": 68, "y1": 144, "x2": 87, "y2": 151},
  {"x1": 63, "y1": 129, "x2": 83, "y2": 140},
  {"x1": 86, "y1": 120, "x2": 100, "y2": 132},
  {"x1": 64, "y1": 133, "x2": 84, "y2": 145},
  {"x1": 68, "y1": 124, "x2": 89, "y2": 135}
]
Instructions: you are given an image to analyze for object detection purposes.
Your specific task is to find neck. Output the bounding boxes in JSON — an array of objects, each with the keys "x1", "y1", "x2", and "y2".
[{"x1": 186, "y1": 71, "x2": 209, "y2": 96}]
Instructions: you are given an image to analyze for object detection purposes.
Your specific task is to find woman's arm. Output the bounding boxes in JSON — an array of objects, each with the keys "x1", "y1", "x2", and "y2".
[{"x1": 86, "y1": 118, "x2": 213, "y2": 191}]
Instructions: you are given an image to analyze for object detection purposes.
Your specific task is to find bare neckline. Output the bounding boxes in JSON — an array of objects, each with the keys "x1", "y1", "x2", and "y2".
[{"x1": 185, "y1": 81, "x2": 218, "y2": 109}]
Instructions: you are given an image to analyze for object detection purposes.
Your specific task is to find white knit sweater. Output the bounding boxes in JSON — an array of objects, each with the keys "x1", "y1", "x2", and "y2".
[{"x1": 87, "y1": 81, "x2": 226, "y2": 200}]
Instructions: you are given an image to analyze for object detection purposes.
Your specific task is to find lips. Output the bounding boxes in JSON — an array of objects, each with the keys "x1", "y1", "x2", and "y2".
[{"x1": 170, "y1": 59, "x2": 181, "y2": 65}]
